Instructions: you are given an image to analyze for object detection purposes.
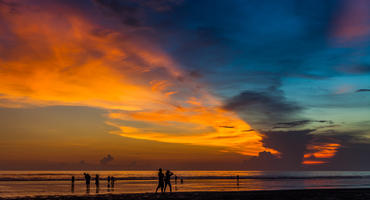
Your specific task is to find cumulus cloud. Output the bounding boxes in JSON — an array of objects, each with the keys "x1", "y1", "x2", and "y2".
[
  {"x1": 223, "y1": 88, "x2": 302, "y2": 129},
  {"x1": 100, "y1": 154, "x2": 114, "y2": 165}
]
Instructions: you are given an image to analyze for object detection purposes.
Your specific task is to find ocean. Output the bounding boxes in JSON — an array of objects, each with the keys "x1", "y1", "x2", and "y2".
[{"x1": 1, "y1": 171, "x2": 370, "y2": 197}]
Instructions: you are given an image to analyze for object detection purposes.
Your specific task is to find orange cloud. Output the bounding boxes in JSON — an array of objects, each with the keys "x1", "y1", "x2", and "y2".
[
  {"x1": 0, "y1": 1, "x2": 275, "y2": 157},
  {"x1": 302, "y1": 160, "x2": 327, "y2": 165},
  {"x1": 107, "y1": 104, "x2": 277, "y2": 156},
  {"x1": 302, "y1": 143, "x2": 340, "y2": 165},
  {"x1": 0, "y1": 3, "x2": 179, "y2": 111}
]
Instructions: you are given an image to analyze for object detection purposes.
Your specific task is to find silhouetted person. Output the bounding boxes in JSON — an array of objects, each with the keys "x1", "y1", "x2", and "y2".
[
  {"x1": 236, "y1": 175, "x2": 239, "y2": 186},
  {"x1": 175, "y1": 175, "x2": 178, "y2": 184},
  {"x1": 84, "y1": 173, "x2": 91, "y2": 186},
  {"x1": 155, "y1": 168, "x2": 164, "y2": 193},
  {"x1": 111, "y1": 176, "x2": 115, "y2": 188},
  {"x1": 71, "y1": 176, "x2": 75, "y2": 193},
  {"x1": 95, "y1": 174, "x2": 100, "y2": 190},
  {"x1": 164, "y1": 170, "x2": 174, "y2": 192},
  {"x1": 84, "y1": 173, "x2": 91, "y2": 194},
  {"x1": 110, "y1": 176, "x2": 115, "y2": 192},
  {"x1": 180, "y1": 178, "x2": 183, "y2": 184},
  {"x1": 107, "y1": 176, "x2": 111, "y2": 192}
]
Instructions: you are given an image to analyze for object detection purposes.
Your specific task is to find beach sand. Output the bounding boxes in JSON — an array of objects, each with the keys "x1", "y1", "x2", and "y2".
[{"x1": 3, "y1": 188, "x2": 370, "y2": 200}]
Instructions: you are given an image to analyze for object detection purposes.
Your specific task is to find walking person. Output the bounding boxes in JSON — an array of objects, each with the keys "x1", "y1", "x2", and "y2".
[
  {"x1": 155, "y1": 168, "x2": 165, "y2": 193},
  {"x1": 164, "y1": 170, "x2": 174, "y2": 192}
]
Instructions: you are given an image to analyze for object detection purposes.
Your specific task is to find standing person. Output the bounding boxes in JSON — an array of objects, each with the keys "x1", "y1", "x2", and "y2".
[
  {"x1": 107, "y1": 176, "x2": 111, "y2": 187},
  {"x1": 107, "y1": 176, "x2": 111, "y2": 192},
  {"x1": 174, "y1": 175, "x2": 177, "y2": 184},
  {"x1": 111, "y1": 176, "x2": 115, "y2": 188},
  {"x1": 84, "y1": 173, "x2": 91, "y2": 193},
  {"x1": 95, "y1": 175, "x2": 100, "y2": 187},
  {"x1": 71, "y1": 176, "x2": 75, "y2": 193},
  {"x1": 155, "y1": 168, "x2": 164, "y2": 193},
  {"x1": 164, "y1": 170, "x2": 174, "y2": 192},
  {"x1": 84, "y1": 173, "x2": 91, "y2": 187},
  {"x1": 95, "y1": 174, "x2": 100, "y2": 193}
]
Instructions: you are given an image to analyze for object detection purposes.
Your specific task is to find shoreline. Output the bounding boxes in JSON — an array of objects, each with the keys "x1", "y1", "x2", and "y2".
[{"x1": 3, "y1": 188, "x2": 370, "y2": 200}]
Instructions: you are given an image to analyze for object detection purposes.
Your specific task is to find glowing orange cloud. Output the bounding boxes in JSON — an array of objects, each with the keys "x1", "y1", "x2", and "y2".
[
  {"x1": 0, "y1": 1, "x2": 276, "y2": 157},
  {"x1": 0, "y1": 6, "x2": 179, "y2": 110},
  {"x1": 302, "y1": 143, "x2": 340, "y2": 165},
  {"x1": 302, "y1": 160, "x2": 327, "y2": 165},
  {"x1": 108, "y1": 104, "x2": 278, "y2": 156}
]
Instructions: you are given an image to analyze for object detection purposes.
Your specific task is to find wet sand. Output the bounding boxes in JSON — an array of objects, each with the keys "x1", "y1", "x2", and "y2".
[{"x1": 3, "y1": 188, "x2": 370, "y2": 200}]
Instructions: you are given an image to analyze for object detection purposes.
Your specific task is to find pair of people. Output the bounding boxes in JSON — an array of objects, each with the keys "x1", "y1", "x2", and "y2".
[
  {"x1": 155, "y1": 168, "x2": 174, "y2": 193},
  {"x1": 107, "y1": 176, "x2": 115, "y2": 188}
]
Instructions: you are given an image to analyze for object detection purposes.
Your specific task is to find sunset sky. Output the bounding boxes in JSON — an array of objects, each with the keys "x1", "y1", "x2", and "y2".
[{"x1": 0, "y1": 0, "x2": 369, "y2": 170}]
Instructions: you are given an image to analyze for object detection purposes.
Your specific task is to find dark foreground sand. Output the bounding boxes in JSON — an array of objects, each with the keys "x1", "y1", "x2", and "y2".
[{"x1": 3, "y1": 189, "x2": 370, "y2": 200}]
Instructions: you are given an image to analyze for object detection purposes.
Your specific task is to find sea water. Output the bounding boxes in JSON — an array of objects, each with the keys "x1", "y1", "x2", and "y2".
[{"x1": 1, "y1": 171, "x2": 370, "y2": 197}]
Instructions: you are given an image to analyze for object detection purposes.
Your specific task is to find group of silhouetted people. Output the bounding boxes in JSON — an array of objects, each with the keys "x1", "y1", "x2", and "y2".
[
  {"x1": 71, "y1": 173, "x2": 116, "y2": 194},
  {"x1": 155, "y1": 168, "x2": 177, "y2": 193},
  {"x1": 73, "y1": 169, "x2": 184, "y2": 194}
]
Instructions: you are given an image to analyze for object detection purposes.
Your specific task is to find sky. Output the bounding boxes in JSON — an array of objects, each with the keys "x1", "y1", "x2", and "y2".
[{"x1": 0, "y1": 0, "x2": 369, "y2": 170}]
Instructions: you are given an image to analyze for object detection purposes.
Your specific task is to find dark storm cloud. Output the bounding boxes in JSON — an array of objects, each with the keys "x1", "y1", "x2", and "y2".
[
  {"x1": 223, "y1": 90, "x2": 299, "y2": 113},
  {"x1": 244, "y1": 129, "x2": 313, "y2": 170},
  {"x1": 303, "y1": 130, "x2": 370, "y2": 170},
  {"x1": 262, "y1": 130, "x2": 313, "y2": 168},
  {"x1": 100, "y1": 154, "x2": 114, "y2": 165},
  {"x1": 223, "y1": 88, "x2": 302, "y2": 129},
  {"x1": 328, "y1": 143, "x2": 370, "y2": 170},
  {"x1": 243, "y1": 128, "x2": 370, "y2": 170}
]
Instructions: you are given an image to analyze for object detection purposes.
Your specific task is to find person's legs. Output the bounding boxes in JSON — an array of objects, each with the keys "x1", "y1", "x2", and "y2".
[
  {"x1": 164, "y1": 182, "x2": 167, "y2": 192},
  {"x1": 169, "y1": 183, "x2": 172, "y2": 192}
]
